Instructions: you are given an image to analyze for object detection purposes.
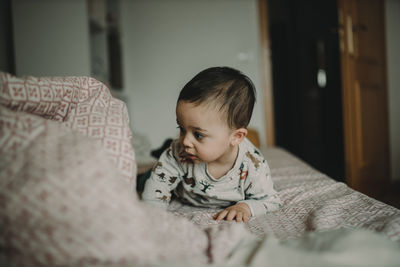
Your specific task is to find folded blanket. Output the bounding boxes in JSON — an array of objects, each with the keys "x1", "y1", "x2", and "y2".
[
  {"x1": 0, "y1": 74, "x2": 214, "y2": 266},
  {"x1": 0, "y1": 72, "x2": 136, "y2": 184}
]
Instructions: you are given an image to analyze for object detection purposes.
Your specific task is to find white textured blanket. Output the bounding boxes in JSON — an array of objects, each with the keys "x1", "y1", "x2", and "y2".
[
  {"x1": 226, "y1": 228, "x2": 400, "y2": 267},
  {"x1": 168, "y1": 147, "x2": 400, "y2": 243}
]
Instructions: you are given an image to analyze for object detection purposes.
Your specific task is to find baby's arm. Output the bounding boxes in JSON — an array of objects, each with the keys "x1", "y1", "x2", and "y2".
[
  {"x1": 239, "y1": 165, "x2": 282, "y2": 216},
  {"x1": 142, "y1": 146, "x2": 183, "y2": 209},
  {"x1": 214, "y1": 158, "x2": 282, "y2": 222}
]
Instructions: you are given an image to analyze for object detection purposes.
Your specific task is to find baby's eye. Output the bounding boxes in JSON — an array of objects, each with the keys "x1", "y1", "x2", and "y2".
[
  {"x1": 177, "y1": 125, "x2": 185, "y2": 133},
  {"x1": 194, "y1": 132, "x2": 204, "y2": 140}
]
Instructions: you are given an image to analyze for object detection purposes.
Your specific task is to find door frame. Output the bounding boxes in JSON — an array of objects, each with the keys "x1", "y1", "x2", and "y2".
[{"x1": 258, "y1": 0, "x2": 276, "y2": 147}]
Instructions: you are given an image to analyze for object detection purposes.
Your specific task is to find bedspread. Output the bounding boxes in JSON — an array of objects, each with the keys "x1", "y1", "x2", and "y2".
[{"x1": 168, "y1": 148, "x2": 400, "y2": 243}]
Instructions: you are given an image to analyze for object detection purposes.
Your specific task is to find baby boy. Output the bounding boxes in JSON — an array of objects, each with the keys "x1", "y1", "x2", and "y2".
[{"x1": 142, "y1": 67, "x2": 282, "y2": 222}]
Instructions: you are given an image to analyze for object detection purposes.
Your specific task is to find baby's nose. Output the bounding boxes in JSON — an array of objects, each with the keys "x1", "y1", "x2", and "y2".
[{"x1": 181, "y1": 134, "x2": 193, "y2": 148}]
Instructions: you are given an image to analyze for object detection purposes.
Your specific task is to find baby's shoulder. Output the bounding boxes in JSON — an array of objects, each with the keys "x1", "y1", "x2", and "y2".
[{"x1": 240, "y1": 139, "x2": 268, "y2": 171}]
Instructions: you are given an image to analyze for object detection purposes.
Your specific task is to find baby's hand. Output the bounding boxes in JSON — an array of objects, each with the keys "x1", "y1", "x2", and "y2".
[{"x1": 213, "y1": 203, "x2": 251, "y2": 222}]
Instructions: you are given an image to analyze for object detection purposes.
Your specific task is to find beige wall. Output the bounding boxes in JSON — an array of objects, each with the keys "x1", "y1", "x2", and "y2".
[
  {"x1": 12, "y1": 0, "x2": 90, "y2": 76},
  {"x1": 120, "y1": 0, "x2": 266, "y2": 149}
]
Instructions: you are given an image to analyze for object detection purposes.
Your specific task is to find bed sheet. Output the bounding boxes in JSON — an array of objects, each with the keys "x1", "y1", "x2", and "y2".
[{"x1": 167, "y1": 147, "x2": 400, "y2": 243}]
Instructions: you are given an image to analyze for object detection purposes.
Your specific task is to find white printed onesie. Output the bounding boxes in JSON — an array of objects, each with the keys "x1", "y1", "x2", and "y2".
[{"x1": 142, "y1": 138, "x2": 282, "y2": 216}]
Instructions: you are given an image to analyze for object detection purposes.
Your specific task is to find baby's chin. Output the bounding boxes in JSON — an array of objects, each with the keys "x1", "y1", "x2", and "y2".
[
  {"x1": 186, "y1": 155, "x2": 202, "y2": 164},
  {"x1": 191, "y1": 158, "x2": 203, "y2": 164}
]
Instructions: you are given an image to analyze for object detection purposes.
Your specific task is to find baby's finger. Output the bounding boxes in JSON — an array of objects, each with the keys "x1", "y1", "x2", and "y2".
[
  {"x1": 212, "y1": 212, "x2": 224, "y2": 219},
  {"x1": 226, "y1": 210, "x2": 237, "y2": 221},
  {"x1": 236, "y1": 212, "x2": 243, "y2": 222},
  {"x1": 243, "y1": 214, "x2": 250, "y2": 223},
  {"x1": 215, "y1": 210, "x2": 229, "y2": 221}
]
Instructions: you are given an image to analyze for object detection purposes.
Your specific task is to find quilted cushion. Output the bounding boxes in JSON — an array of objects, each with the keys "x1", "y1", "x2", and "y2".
[{"x1": 0, "y1": 72, "x2": 136, "y2": 184}]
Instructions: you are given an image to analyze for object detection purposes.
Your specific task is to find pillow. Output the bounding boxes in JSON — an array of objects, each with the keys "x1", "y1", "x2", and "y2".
[
  {"x1": 0, "y1": 105, "x2": 210, "y2": 266},
  {"x1": 0, "y1": 72, "x2": 136, "y2": 185}
]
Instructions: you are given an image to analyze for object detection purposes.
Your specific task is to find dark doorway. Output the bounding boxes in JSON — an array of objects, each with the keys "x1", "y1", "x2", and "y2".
[
  {"x1": 0, "y1": 0, "x2": 15, "y2": 74},
  {"x1": 268, "y1": 0, "x2": 345, "y2": 181}
]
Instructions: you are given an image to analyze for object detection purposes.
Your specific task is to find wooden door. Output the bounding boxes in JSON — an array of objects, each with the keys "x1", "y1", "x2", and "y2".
[{"x1": 338, "y1": 0, "x2": 390, "y2": 198}]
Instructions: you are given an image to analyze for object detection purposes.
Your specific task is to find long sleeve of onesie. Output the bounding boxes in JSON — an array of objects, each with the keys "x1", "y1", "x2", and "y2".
[
  {"x1": 237, "y1": 151, "x2": 282, "y2": 216},
  {"x1": 142, "y1": 145, "x2": 184, "y2": 209}
]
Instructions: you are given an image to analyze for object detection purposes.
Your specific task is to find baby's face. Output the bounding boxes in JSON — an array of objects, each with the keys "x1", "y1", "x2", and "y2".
[{"x1": 176, "y1": 101, "x2": 236, "y2": 164}]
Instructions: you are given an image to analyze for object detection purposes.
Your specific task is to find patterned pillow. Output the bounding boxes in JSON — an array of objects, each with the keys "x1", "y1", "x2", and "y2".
[
  {"x1": 0, "y1": 105, "x2": 209, "y2": 266},
  {"x1": 0, "y1": 72, "x2": 136, "y2": 185}
]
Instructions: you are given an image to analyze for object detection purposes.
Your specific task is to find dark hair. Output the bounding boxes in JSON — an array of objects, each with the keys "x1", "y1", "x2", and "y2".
[{"x1": 178, "y1": 66, "x2": 256, "y2": 129}]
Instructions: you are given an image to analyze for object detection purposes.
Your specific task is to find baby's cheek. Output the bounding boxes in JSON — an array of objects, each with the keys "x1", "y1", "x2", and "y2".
[{"x1": 203, "y1": 147, "x2": 219, "y2": 158}]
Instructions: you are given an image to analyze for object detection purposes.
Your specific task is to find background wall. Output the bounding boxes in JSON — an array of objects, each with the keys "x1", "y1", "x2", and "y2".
[
  {"x1": 11, "y1": 0, "x2": 91, "y2": 76},
  {"x1": 1, "y1": 0, "x2": 399, "y2": 181},
  {"x1": 119, "y1": 0, "x2": 266, "y2": 149},
  {"x1": 385, "y1": 0, "x2": 400, "y2": 181}
]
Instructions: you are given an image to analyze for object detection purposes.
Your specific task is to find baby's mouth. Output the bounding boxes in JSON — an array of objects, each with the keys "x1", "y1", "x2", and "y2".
[
  {"x1": 186, "y1": 153, "x2": 197, "y2": 160},
  {"x1": 184, "y1": 150, "x2": 198, "y2": 160}
]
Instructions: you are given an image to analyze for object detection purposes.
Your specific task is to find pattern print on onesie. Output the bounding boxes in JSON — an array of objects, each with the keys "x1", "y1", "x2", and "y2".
[
  {"x1": 199, "y1": 180, "x2": 214, "y2": 193},
  {"x1": 246, "y1": 151, "x2": 261, "y2": 169},
  {"x1": 152, "y1": 161, "x2": 162, "y2": 171},
  {"x1": 155, "y1": 189, "x2": 170, "y2": 203},
  {"x1": 169, "y1": 176, "x2": 178, "y2": 185},
  {"x1": 239, "y1": 162, "x2": 249, "y2": 180},
  {"x1": 183, "y1": 173, "x2": 196, "y2": 188},
  {"x1": 156, "y1": 172, "x2": 167, "y2": 182}
]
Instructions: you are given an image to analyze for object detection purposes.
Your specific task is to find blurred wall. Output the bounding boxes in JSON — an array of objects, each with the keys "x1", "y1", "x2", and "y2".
[
  {"x1": 12, "y1": 0, "x2": 91, "y2": 76},
  {"x1": 120, "y1": 0, "x2": 266, "y2": 149},
  {"x1": 385, "y1": 0, "x2": 400, "y2": 181}
]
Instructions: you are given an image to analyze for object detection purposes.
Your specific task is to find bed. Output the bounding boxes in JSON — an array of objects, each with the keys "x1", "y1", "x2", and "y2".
[{"x1": 1, "y1": 72, "x2": 399, "y2": 266}]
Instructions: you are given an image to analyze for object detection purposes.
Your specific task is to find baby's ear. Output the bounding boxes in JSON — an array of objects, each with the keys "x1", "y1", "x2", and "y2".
[{"x1": 231, "y1": 128, "x2": 247, "y2": 146}]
